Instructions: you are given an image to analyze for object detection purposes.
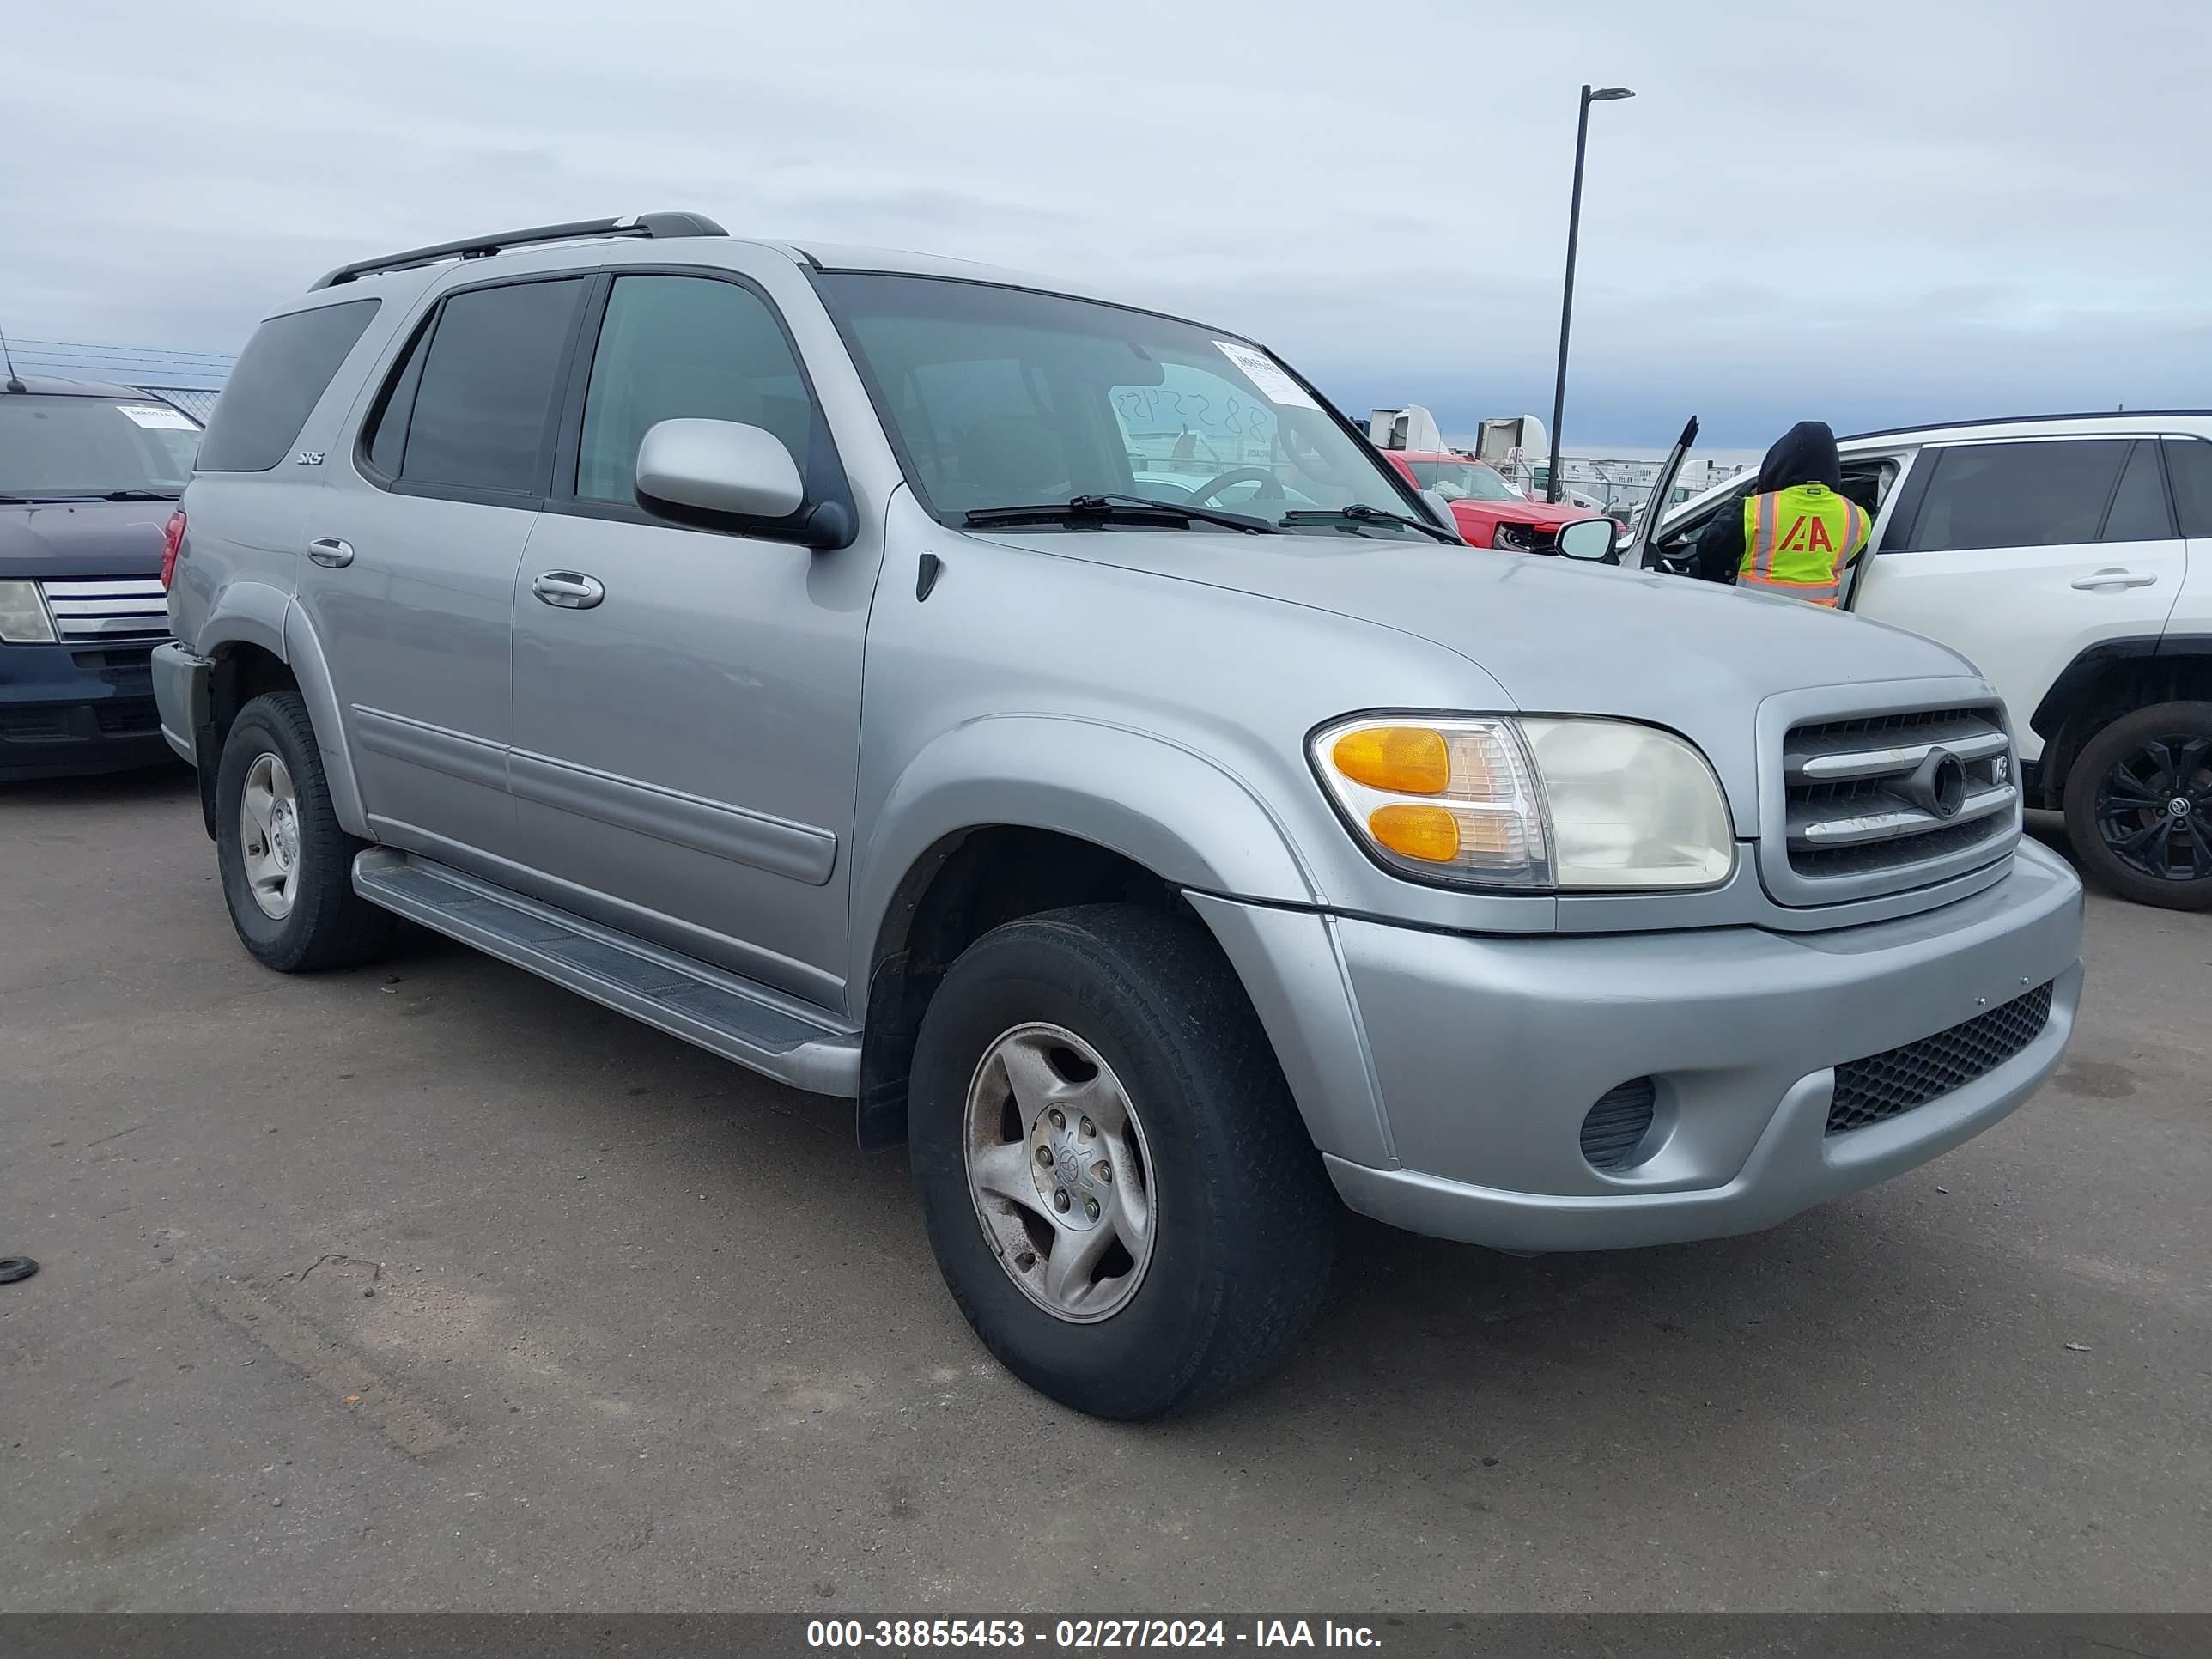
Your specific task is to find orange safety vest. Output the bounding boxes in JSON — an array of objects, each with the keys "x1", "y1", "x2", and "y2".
[{"x1": 1738, "y1": 483, "x2": 1869, "y2": 607}]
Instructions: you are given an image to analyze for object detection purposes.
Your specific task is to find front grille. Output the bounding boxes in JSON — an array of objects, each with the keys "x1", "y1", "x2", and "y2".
[
  {"x1": 1774, "y1": 703, "x2": 2019, "y2": 901},
  {"x1": 39, "y1": 578, "x2": 172, "y2": 643},
  {"x1": 1827, "y1": 981, "x2": 2054, "y2": 1135},
  {"x1": 92, "y1": 697, "x2": 160, "y2": 736}
]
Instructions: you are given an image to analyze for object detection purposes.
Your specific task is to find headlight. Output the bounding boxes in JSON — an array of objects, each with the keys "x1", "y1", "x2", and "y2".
[
  {"x1": 0, "y1": 581, "x2": 56, "y2": 644},
  {"x1": 1311, "y1": 715, "x2": 1735, "y2": 891}
]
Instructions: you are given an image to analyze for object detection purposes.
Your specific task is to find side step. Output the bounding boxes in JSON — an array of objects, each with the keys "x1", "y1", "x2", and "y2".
[{"x1": 352, "y1": 848, "x2": 860, "y2": 1097}]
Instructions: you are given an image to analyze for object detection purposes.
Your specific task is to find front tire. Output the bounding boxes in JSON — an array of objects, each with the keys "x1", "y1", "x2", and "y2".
[
  {"x1": 2062, "y1": 701, "x2": 2212, "y2": 910},
  {"x1": 908, "y1": 905, "x2": 1335, "y2": 1419},
  {"x1": 215, "y1": 691, "x2": 395, "y2": 970}
]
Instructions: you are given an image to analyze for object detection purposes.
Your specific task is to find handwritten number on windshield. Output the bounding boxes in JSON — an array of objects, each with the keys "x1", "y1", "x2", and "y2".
[{"x1": 1114, "y1": 386, "x2": 1273, "y2": 440}]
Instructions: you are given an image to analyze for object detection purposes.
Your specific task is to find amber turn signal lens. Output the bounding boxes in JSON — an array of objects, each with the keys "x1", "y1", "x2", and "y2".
[
  {"x1": 1333, "y1": 726, "x2": 1450, "y2": 794},
  {"x1": 1368, "y1": 804, "x2": 1461, "y2": 862}
]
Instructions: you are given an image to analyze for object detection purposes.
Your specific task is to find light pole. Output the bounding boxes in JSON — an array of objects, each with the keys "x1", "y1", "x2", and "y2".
[{"x1": 1545, "y1": 84, "x2": 1634, "y2": 503}]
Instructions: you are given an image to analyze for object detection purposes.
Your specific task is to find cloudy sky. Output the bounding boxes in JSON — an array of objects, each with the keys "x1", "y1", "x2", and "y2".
[{"x1": 9, "y1": 0, "x2": 2209, "y2": 450}]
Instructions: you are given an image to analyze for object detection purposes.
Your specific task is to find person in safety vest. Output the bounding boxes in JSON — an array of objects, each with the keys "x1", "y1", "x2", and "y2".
[{"x1": 1688, "y1": 421, "x2": 1869, "y2": 606}]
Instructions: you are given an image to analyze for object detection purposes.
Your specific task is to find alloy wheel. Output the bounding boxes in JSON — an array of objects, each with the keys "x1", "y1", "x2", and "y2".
[
  {"x1": 2093, "y1": 734, "x2": 2212, "y2": 883},
  {"x1": 240, "y1": 750, "x2": 304, "y2": 919},
  {"x1": 963, "y1": 1023, "x2": 1155, "y2": 1322}
]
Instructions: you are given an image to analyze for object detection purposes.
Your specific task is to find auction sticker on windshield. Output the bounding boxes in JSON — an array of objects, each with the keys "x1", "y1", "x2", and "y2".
[
  {"x1": 1212, "y1": 341, "x2": 1321, "y2": 410},
  {"x1": 117, "y1": 404, "x2": 198, "y2": 430}
]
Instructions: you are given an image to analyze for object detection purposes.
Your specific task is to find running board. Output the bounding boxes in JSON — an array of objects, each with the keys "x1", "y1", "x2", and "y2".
[{"x1": 351, "y1": 848, "x2": 860, "y2": 1097}]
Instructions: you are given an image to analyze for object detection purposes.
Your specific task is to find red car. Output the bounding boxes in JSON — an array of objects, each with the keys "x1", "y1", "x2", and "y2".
[{"x1": 1383, "y1": 450, "x2": 1608, "y2": 552}]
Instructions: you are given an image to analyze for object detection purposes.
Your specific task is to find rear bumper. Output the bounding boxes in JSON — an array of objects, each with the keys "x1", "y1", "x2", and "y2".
[
  {"x1": 149, "y1": 640, "x2": 212, "y2": 766},
  {"x1": 0, "y1": 640, "x2": 175, "y2": 780}
]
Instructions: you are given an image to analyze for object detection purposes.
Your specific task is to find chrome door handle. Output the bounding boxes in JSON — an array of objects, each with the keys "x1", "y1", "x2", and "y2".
[
  {"x1": 2071, "y1": 568, "x2": 2157, "y2": 590},
  {"x1": 532, "y1": 571, "x2": 605, "y2": 609},
  {"x1": 307, "y1": 538, "x2": 355, "y2": 568}
]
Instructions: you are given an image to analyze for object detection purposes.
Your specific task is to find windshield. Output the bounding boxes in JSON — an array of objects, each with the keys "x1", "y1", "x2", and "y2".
[
  {"x1": 0, "y1": 395, "x2": 201, "y2": 499},
  {"x1": 1407, "y1": 459, "x2": 1520, "y2": 502},
  {"x1": 817, "y1": 273, "x2": 1436, "y2": 537}
]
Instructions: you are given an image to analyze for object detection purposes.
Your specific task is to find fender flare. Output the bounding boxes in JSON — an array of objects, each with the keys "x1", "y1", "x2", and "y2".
[
  {"x1": 197, "y1": 583, "x2": 368, "y2": 837},
  {"x1": 2028, "y1": 636, "x2": 2164, "y2": 739},
  {"x1": 848, "y1": 714, "x2": 1322, "y2": 994},
  {"x1": 280, "y1": 600, "x2": 369, "y2": 837},
  {"x1": 198, "y1": 580, "x2": 289, "y2": 663},
  {"x1": 848, "y1": 716, "x2": 1376, "y2": 1158}
]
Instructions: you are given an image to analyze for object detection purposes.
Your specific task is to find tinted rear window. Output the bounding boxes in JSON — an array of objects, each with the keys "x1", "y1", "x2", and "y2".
[
  {"x1": 195, "y1": 300, "x2": 380, "y2": 472},
  {"x1": 1905, "y1": 440, "x2": 2129, "y2": 551},
  {"x1": 398, "y1": 278, "x2": 584, "y2": 495},
  {"x1": 2164, "y1": 438, "x2": 2212, "y2": 539},
  {"x1": 2100, "y1": 441, "x2": 2173, "y2": 542}
]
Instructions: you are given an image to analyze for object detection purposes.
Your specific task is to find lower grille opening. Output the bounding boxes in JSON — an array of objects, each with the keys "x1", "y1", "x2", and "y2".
[
  {"x1": 92, "y1": 698, "x2": 160, "y2": 737},
  {"x1": 1580, "y1": 1078, "x2": 1657, "y2": 1172},
  {"x1": 1827, "y1": 982, "x2": 2055, "y2": 1135},
  {"x1": 0, "y1": 708, "x2": 73, "y2": 741}
]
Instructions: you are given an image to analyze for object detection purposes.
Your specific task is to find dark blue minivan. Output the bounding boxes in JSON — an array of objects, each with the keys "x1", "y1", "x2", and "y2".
[{"x1": 2, "y1": 374, "x2": 201, "y2": 778}]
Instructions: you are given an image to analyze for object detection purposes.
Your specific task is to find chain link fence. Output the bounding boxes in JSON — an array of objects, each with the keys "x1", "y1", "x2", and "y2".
[{"x1": 132, "y1": 385, "x2": 222, "y2": 423}]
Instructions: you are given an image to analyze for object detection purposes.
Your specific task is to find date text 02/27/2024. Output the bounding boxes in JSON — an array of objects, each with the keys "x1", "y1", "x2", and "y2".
[{"x1": 805, "y1": 1620, "x2": 1382, "y2": 1650}]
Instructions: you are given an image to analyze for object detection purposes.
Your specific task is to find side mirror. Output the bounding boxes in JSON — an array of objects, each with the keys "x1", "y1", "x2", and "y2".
[
  {"x1": 1555, "y1": 517, "x2": 1615, "y2": 561},
  {"x1": 636, "y1": 419, "x2": 804, "y2": 522},
  {"x1": 1419, "y1": 489, "x2": 1467, "y2": 541}
]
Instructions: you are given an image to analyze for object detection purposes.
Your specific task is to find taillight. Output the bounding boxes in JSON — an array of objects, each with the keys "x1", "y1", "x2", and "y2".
[{"x1": 161, "y1": 510, "x2": 186, "y2": 591}]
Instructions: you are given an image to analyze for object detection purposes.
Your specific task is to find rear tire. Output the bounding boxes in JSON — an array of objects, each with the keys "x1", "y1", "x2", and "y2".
[
  {"x1": 908, "y1": 904, "x2": 1335, "y2": 1419},
  {"x1": 2062, "y1": 700, "x2": 2212, "y2": 910},
  {"x1": 215, "y1": 691, "x2": 395, "y2": 969}
]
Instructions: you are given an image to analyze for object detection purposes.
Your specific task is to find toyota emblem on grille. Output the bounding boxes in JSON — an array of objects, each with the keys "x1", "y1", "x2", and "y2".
[{"x1": 1900, "y1": 747, "x2": 1969, "y2": 819}]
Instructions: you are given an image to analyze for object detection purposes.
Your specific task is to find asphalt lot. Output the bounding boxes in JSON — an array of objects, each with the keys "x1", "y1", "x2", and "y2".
[{"x1": 3, "y1": 765, "x2": 2207, "y2": 1613}]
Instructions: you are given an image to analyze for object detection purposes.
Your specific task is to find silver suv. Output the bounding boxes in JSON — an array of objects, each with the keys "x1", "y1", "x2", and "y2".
[{"x1": 154, "y1": 214, "x2": 2085, "y2": 1418}]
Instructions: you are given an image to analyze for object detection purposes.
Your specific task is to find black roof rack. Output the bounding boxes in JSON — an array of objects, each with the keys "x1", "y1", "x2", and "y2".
[{"x1": 310, "y1": 212, "x2": 728, "y2": 290}]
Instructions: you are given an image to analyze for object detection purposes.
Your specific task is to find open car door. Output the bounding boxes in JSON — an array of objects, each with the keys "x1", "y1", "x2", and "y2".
[{"x1": 1626, "y1": 417, "x2": 1698, "y2": 572}]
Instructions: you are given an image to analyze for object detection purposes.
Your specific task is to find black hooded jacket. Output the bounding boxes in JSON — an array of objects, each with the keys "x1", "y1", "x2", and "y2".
[{"x1": 1688, "y1": 421, "x2": 1845, "y2": 583}]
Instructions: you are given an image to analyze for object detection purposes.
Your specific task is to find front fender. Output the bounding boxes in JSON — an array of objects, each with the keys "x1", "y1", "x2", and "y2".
[{"x1": 850, "y1": 713, "x2": 1322, "y2": 991}]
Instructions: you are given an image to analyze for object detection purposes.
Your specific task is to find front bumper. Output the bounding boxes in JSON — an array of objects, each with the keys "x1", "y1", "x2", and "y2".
[
  {"x1": 1194, "y1": 838, "x2": 2084, "y2": 1253},
  {"x1": 0, "y1": 640, "x2": 176, "y2": 780}
]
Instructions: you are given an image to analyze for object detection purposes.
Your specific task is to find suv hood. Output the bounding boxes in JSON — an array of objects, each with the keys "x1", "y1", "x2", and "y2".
[
  {"x1": 1455, "y1": 497, "x2": 1597, "y2": 529},
  {"x1": 967, "y1": 526, "x2": 1982, "y2": 834},
  {"x1": 0, "y1": 500, "x2": 171, "y2": 581}
]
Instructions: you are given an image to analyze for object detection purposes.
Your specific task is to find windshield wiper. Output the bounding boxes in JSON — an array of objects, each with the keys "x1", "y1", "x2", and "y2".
[
  {"x1": 0, "y1": 491, "x2": 179, "y2": 504},
  {"x1": 1279, "y1": 503, "x2": 1459, "y2": 543},
  {"x1": 963, "y1": 494, "x2": 1278, "y2": 534}
]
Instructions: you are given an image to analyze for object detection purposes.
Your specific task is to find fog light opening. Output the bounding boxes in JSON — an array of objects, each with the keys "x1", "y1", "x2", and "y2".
[{"x1": 1580, "y1": 1078, "x2": 1659, "y2": 1173}]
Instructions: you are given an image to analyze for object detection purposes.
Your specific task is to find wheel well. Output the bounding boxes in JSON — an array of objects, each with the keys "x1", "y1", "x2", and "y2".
[
  {"x1": 2036, "y1": 652, "x2": 2212, "y2": 807},
  {"x1": 855, "y1": 828, "x2": 1182, "y2": 1152},
  {"x1": 193, "y1": 645, "x2": 298, "y2": 836}
]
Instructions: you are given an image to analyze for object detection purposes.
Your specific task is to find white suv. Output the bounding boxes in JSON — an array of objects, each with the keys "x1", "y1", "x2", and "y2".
[{"x1": 1647, "y1": 414, "x2": 2212, "y2": 909}]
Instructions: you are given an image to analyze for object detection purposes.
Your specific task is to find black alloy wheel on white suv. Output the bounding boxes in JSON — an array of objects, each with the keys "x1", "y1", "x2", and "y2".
[{"x1": 2063, "y1": 701, "x2": 2212, "y2": 910}]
